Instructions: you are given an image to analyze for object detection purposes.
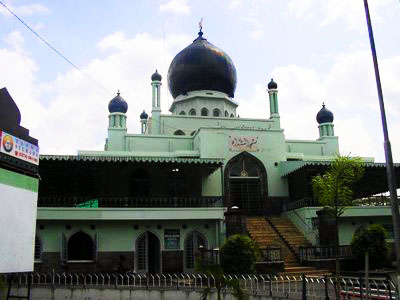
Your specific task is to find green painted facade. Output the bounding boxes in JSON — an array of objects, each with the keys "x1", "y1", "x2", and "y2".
[
  {"x1": 285, "y1": 206, "x2": 395, "y2": 245},
  {"x1": 35, "y1": 31, "x2": 395, "y2": 273},
  {"x1": 0, "y1": 167, "x2": 38, "y2": 192}
]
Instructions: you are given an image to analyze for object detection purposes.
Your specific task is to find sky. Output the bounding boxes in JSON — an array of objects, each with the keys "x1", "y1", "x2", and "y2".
[{"x1": 0, "y1": 0, "x2": 399, "y2": 163}]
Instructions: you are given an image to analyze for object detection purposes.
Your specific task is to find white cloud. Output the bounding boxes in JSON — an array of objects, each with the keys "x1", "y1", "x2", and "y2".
[
  {"x1": 159, "y1": 0, "x2": 191, "y2": 15},
  {"x1": 285, "y1": 0, "x2": 392, "y2": 31},
  {"x1": 0, "y1": 2, "x2": 50, "y2": 17},
  {"x1": 238, "y1": 51, "x2": 400, "y2": 162},
  {"x1": 229, "y1": 0, "x2": 242, "y2": 10},
  {"x1": 287, "y1": 0, "x2": 315, "y2": 19},
  {"x1": 16, "y1": 3, "x2": 49, "y2": 15},
  {"x1": 0, "y1": 30, "x2": 191, "y2": 154}
]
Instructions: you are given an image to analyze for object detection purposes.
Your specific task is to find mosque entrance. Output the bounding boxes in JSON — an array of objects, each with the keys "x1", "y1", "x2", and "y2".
[
  {"x1": 136, "y1": 231, "x2": 161, "y2": 273},
  {"x1": 225, "y1": 152, "x2": 267, "y2": 215}
]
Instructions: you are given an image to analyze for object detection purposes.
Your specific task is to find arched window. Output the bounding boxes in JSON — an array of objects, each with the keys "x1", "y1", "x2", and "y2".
[
  {"x1": 174, "y1": 129, "x2": 185, "y2": 136},
  {"x1": 213, "y1": 109, "x2": 220, "y2": 117},
  {"x1": 189, "y1": 109, "x2": 196, "y2": 116},
  {"x1": 130, "y1": 169, "x2": 150, "y2": 197},
  {"x1": 168, "y1": 168, "x2": 187, "y2": 197},
  {"x1": 136, "y1": 231, "x2": 161, "y2": 273},
  {"x1": 225, "y1": 111, "x2": 229, "y2": 117},
  {"x1": 179, "y1": 111, "x2": 186, "y2": 115},
  {"x1": 67, "y1": 231, "x2": 94, "y2": 261},
  {"x1": 230, "y1": 113, "x2": 235, "y2": 118},
  {"x1": 201, "y1": 108, "x2": 209, "y2": 116},
  {"x1": 34, "y1": 236, "x2": 42, "y2": 261},
  {"x1": 184, "y1": 231, "x2": 208, "y2": 272}
]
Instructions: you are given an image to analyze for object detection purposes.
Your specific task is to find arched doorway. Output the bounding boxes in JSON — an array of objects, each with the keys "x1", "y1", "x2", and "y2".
[
  {"x1": 225, "y1": 152, "x2": 267, "y2": 215},
  {"x1": 136, "y1": 231, "x2": 161, "y2": 273},
  {"x1": 67, "y1": 231, "x2": 94, "y2": 261},
  {"x1": 184, "y1": 230, "x2": 208, "y2": 273}
]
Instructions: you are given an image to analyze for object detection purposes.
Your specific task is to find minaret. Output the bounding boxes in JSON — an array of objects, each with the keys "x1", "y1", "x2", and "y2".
[
  {"x1": 140, "y1": 110, "x2": 148, "y2": 134},
  {"x1": 267, "y1": 78, "x2": 280, "y2": 128},
  {"x1": 267, "y1": 79, "x2": 279, "y2": 117},
  {"x1": 316, "y1": 102, "x2": 335, "y2": 138},
  {"x1": 106, "y1": 91, "x2": 128, "y2": 151},
  {"x1": 151, "y1": 70, "x2": 162, "y2": 134}
]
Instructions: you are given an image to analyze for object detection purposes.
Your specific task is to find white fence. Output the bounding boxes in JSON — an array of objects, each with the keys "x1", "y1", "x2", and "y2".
[{"x1": 3, "y1": 272, "x2": 398, "y2": 300}]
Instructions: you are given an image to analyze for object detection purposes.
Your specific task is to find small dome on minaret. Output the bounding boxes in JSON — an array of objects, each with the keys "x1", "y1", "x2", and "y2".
[
  {"x1": 140, "y1": 110, "x2": 148, "y2": 120},
  {"x1": 268, "y1": 78, "x2": 277, "y2": 90},
  {"x1": 316, "y1": 103, "x2": 334, "y2": 124},
  {"x1": 108, "y1": 91, "x2": 128, "y2": 113},
  {"x1": 151, "y1": 70, "x2": 162, "y2": 82}
]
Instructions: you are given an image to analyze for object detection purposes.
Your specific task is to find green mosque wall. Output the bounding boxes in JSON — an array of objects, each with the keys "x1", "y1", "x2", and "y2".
[
  {"x1": 286, "y1": 207, "x2": 395, "y2": 246},
  {"x1": 36, "y1": 218, "x2": 221, "y2": 253}
]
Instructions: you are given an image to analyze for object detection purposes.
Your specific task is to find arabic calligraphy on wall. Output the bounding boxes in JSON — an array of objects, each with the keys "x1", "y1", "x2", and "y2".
[{"x1": 229, "y1": 136, "x2": 259, "y2": 152}]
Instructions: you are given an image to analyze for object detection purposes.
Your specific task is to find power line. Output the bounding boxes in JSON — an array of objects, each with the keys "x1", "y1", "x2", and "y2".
[{"x1": 0, "y1": 0, "x2": 113, "y2": 96}]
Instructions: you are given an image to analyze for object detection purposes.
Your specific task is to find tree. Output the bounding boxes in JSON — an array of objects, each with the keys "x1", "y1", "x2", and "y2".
[
  {"x1": 351, "y1": 224, "x2": 390, "y2": 298},
  {"x1": 196, "y1": 263, "x2": 248, "y2": 300},
  {"x1": 351, "y1": 224, "x2": 390, "y2": 269},
  {"x1": 220, "y1": 234, "x2": 260, "y2": 274},
  {"x1": 312, "y1": 155, "x2": 364, "y2": 299},
  {"x1": 195, "y1": 234, "x2": 259, "y2": 300}
]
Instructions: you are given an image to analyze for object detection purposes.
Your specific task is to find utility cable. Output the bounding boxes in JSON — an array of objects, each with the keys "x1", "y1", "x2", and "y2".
[{"x1": 0, "y1": 0, "x2": 113, "y2": 96}]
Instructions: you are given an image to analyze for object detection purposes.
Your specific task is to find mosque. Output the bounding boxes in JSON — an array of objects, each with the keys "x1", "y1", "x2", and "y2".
[{"x1": 34, "y1": 29, "x2": 400, "y2": 274}]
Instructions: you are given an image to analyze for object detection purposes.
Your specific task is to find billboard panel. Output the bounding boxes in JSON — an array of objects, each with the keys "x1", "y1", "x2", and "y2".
[
  {"x1": 0, "y1": 130, "x2": 39, "y2": 165},
  {"x1": 0, "y1": 168, "x2": 39, "y2": 273}
]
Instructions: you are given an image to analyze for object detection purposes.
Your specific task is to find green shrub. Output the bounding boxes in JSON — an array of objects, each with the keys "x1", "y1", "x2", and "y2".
[
  {"x1": 350, "y1": 224, "x2": 390, "y2": 269},
  {"x1": 220, "y1": 234, "x2": 260, "y2": 274}
]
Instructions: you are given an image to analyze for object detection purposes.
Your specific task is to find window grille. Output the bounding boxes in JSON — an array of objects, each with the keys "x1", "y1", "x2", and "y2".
[
  {"x1": 185, "y1": 231, "x2": 208, "y2": 271},
  {"x1": 34, "y1": 236, "x2": 42, "y2": 261},
  {"x1": 136, "y1": 233, "x2": 147, "y2": 271}
]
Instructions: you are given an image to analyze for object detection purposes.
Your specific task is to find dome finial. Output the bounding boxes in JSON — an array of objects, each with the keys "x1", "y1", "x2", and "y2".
[
  {"x1": 268, "y1": 78, "x2": 278, "y2": 90},
  {"x1": 151, "y1": 70, "x2": 162, "y2": 81},
  {"x1": 316, "y1": 102, "x2": 334, "y2": 124},
  {"x1": 199, "y1": 17, "x2": 203, "y2": 34},
  {"x1": 108, "y1": 91, "x2": 128, "y2": 113}
]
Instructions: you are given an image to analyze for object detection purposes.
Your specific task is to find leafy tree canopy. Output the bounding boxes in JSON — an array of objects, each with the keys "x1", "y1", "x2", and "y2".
[
  {"x1": 351, "y1": 224, "x2": 390, "y2": 269},
  {"x1": 220, "y1": 234, "x2": 260, "y2": 274},
  {"x1": 312, "y1": 155, "x2": 364, "y2": 216}
]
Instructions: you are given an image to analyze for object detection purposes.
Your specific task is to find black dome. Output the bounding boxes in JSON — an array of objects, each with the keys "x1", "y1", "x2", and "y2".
[
  {"x1": 151, "y1": 70, "x2": 162, "y2": 81},
  {"x1": 316, "y1": 103, "x2": 334, "y2": 124},
  {"x1": 167, "y1": 31, "x2": 237, "y2": 98},
  {"x1": 268, "y1": 78, "x2": 277, "y2": 89},
  {"x1": 140, "y1": 110, "x2": 148, "y2": 120},
  {"x1": 108, "y1": 92, "x2": 128, "y2": 113}
]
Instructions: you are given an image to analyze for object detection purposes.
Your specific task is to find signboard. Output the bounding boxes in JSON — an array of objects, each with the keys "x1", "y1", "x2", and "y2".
[
  {"x1": 164, "y1": 229, "x2": 180, "y2": 249},
  {"x1": 0, "y1": 168, "x2": 38, "y2": 273},
  {"x1": 229, "y1": 136, "x2": 259, "y2": 152},
  {"x1": 0, "y1": 130, "x2": 40, "y2": 165}
]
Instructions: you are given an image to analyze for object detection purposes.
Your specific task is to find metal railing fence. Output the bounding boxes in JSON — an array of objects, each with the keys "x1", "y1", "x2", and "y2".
[
  {"x1": 299, "y1": 246, "x2": 353, "y2": 262},
  {"x1": 284, "y1": 196, "x2": 400, "y2": 212},
  {"x1": 261, "y1": 246, "x2": 282, "y2": 262},
  {"x1": 3, "y1": 272, "x2": 398, "y2": 299},
  {"x1": 37, "y1": 196, "x2": 223, "y2": 208}
]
